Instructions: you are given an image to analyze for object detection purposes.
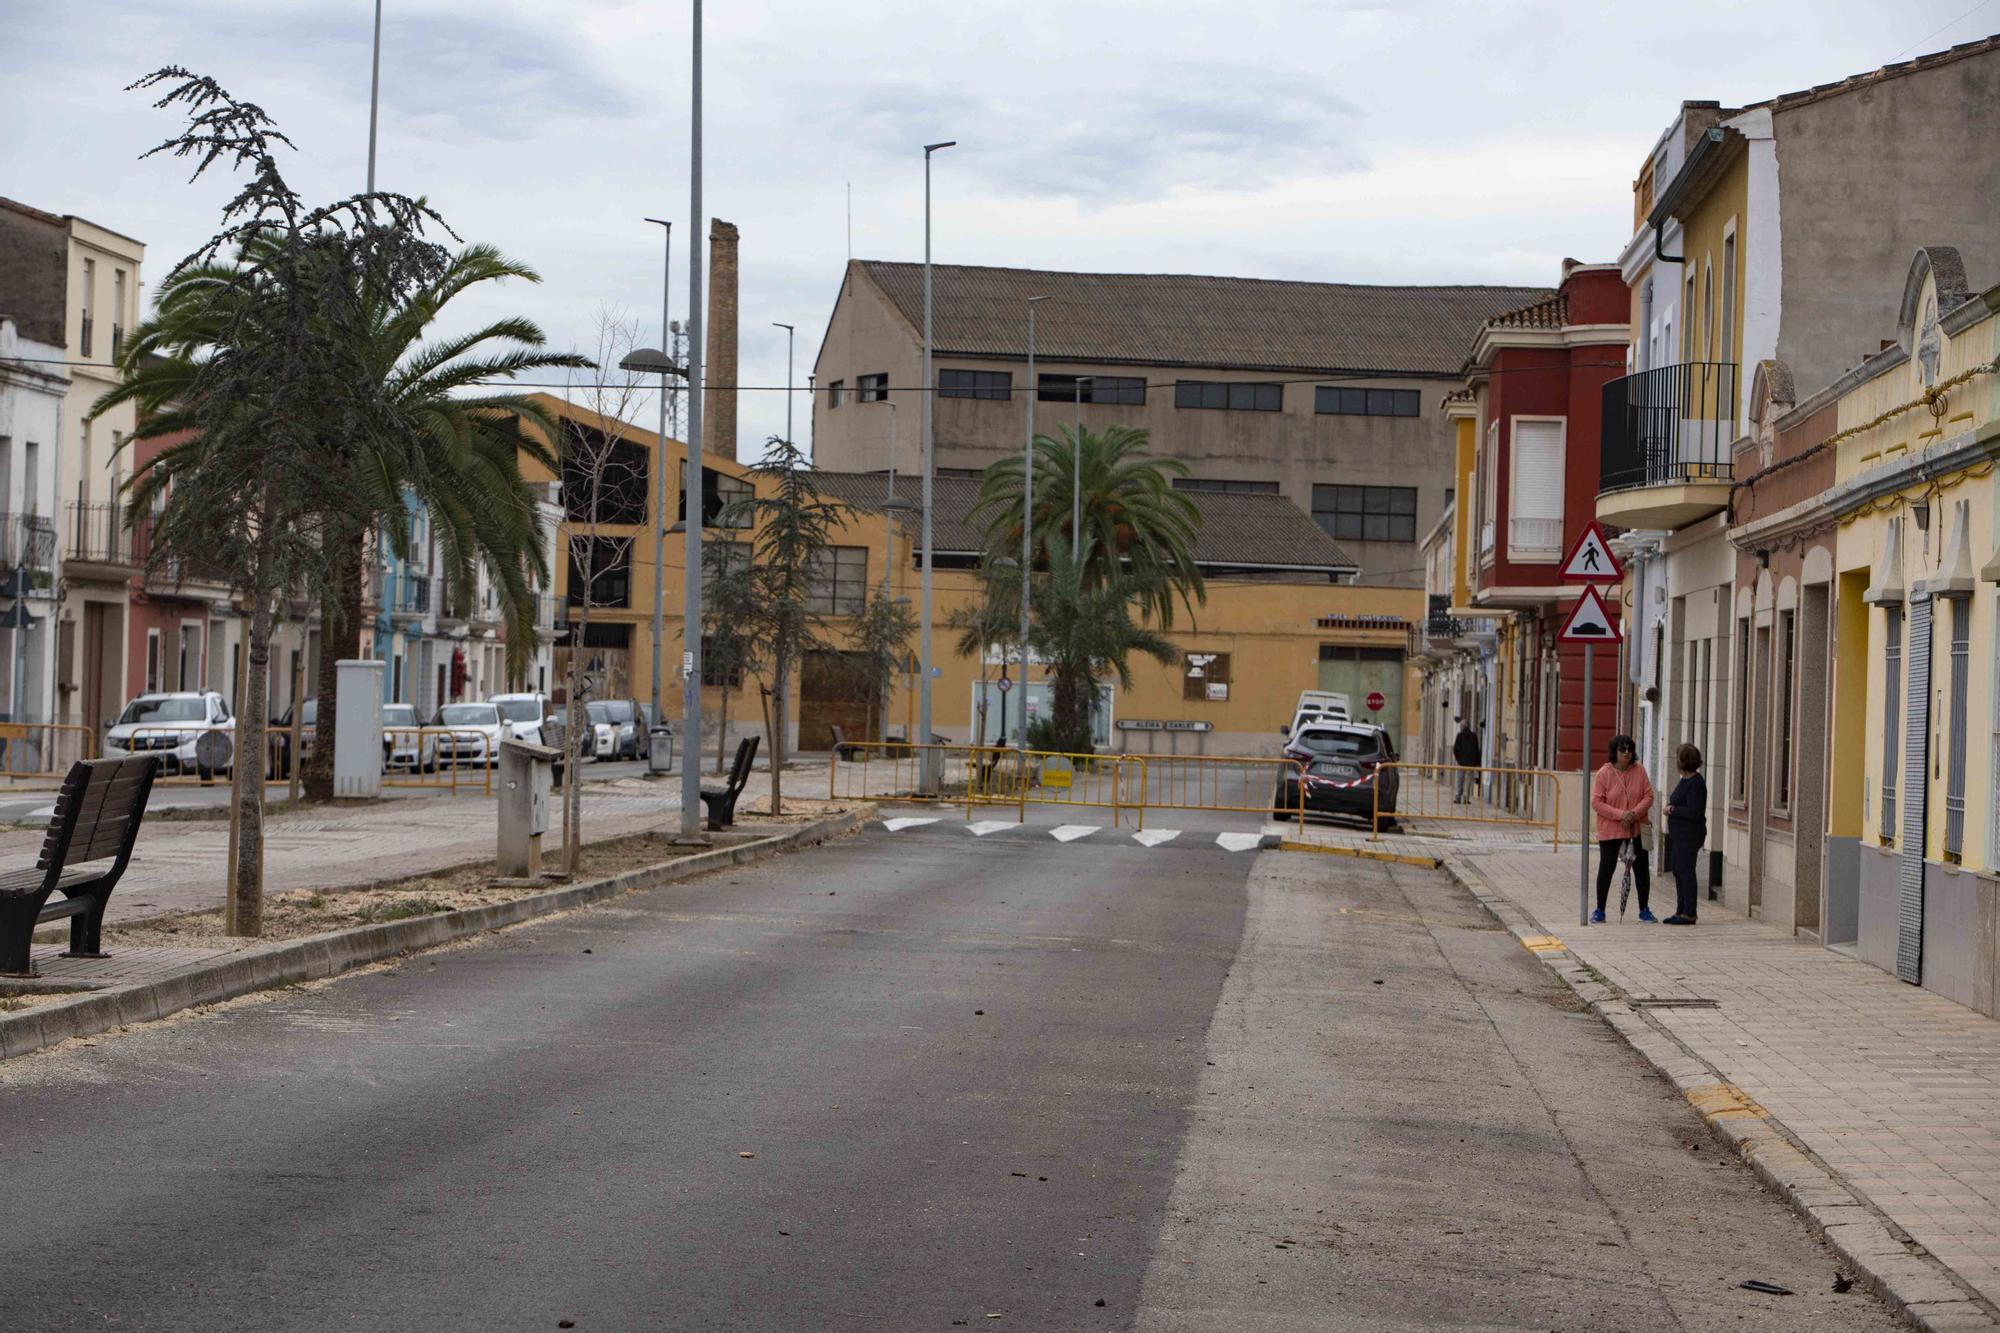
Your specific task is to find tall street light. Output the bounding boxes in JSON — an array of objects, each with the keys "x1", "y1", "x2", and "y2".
[
  {"x1": 1072, "y1": 376, "x2": 1093, "y2": 557},
  {"x1": 366, "y1": 0, "x2": 383, "y2": 193},
  {"x1": 1022, "y1": 294, "x2": 1051, "y2": 761},
  {"x1": 641, "y1": 218, "x2": 673, "y2": 756},
  {"x1": 678, "y1": 0, "x2": 707, "y2": 841},
  {"x1": 919, "y1": 138, "x2": 955, "y2": 790},
  {"x1": 773, "y1": 322, "x2": 796, "y2": 443}
]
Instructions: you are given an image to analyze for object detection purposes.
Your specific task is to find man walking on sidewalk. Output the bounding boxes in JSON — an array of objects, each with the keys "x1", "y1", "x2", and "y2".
[{"x1": 1452, "y1": 718, "x2": 1481, "y2": 804}]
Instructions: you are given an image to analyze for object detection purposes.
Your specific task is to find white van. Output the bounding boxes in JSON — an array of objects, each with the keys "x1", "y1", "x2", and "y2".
[{"x1": 1285, "y1": 690, "x2": 1351, "y2": 736}]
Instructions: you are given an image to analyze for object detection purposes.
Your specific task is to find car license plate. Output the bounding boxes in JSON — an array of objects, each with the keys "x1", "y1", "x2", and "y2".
[{"x1": 1317, "y1": 762, "x2": 1358, "y2": 779}]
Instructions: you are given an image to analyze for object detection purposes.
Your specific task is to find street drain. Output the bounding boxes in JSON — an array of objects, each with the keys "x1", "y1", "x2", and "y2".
[{"x1": 1629, "y1": 996, "x2": 1720, "y2": 1009}]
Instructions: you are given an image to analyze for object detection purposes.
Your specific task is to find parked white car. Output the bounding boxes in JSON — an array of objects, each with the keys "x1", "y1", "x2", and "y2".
[
  {"x1": 103, "y1": 691, "x2": 235, "y2": 776},
  {"x1": 428, "y1": 702, "x2": 513, "y2": 768},
  {"x1": 586, "y1": 699, "x2": 643, "y2": 761},
  {"x1": 489, "y1": 693, "x2": 551, "y2": 747},
  {"x1": 380, "y1": 702, "x2": 439, "y2": 772}
]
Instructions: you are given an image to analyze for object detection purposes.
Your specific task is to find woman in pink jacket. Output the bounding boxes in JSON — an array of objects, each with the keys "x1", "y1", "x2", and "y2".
[{"x1": 1590, "y1": 734, "x2": 1655, "y2": 922}]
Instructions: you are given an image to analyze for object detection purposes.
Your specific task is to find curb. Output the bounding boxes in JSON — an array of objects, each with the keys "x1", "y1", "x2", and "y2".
[
  {"x1": 1441, "y1": 854, "x2": 1998, "y2": 1332},
  {"x1": 1, "y1": 809, "x2": 866, "y2": 1065},
  {"x1": 1278, "y1": 839, "x2": 1443, "y2": 869}
]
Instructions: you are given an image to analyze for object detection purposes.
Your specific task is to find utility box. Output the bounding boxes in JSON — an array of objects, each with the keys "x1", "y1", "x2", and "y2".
[
  {"x1": 497, "y1": 738, "x2": 558, "y2": 882},
  {"x1": 333, "y1": 659, "x2": 386, "y2": 799}
]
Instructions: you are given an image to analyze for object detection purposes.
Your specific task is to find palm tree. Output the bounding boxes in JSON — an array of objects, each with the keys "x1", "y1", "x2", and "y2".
[
  {"x1": 972, "y1": 424, "x2": 1204, "y2": 628},
  {"x1": 101, "y1": 241, "x2": 586, "y2": 798},
  {"x1": 1029, "y1": 539, "x2": 1176, "y2": 754}
]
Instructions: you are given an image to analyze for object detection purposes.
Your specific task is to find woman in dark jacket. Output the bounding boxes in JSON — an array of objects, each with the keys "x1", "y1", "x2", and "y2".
[{"x1": 1663, "y1": 743, "x2": 1707, "y2": 925}]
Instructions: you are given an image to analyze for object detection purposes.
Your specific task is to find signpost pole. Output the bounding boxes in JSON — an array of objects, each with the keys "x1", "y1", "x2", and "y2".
[{"x1": 1580, "y1": 642, "x2": 1592, "y2": 927}]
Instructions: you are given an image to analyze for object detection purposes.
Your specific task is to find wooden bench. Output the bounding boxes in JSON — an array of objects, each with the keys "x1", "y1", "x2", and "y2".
[
  {"x1": 829, "y1": 725, "x2": 866, "y2": 761},
  {"x1": 0, "y1": 757, "x2": 159, "y2": 977},
  {"x1": 700, "y1": 736, "x2": 760, "y2": 831}
]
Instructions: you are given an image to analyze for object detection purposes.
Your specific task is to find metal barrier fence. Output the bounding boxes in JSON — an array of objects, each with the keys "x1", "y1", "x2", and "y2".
[
  {"x1": 1370, "y1": 762, "x2": 1563, "y2": 847},
  {"x1": 382, "y1": 727, "x2": 494, "y2": 796},
  {"x1": 829, "y1": 742, "x2": 1308, "y2": 832},
  {"x1": 0, "y1": 723, "x2": 98, "y2": 785}
]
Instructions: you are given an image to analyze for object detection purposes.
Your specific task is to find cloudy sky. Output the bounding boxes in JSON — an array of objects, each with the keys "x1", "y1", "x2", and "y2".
[{"x1": 4, "y1": 0, "x2": 1993, "y2": 458}]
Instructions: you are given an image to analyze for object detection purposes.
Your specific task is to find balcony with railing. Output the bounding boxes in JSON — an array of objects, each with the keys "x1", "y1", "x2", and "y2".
[
  {"x1": 130, "y1": 518, "x2": 234, "y2": 592},
  {"x1": 389, "y1": 570, "x2": 432, "y2": 620},
  {"x1": 0, "y1": 513, "x2": 57, "y2": 577},
  {"x1": 1598, "y1": 361, "x2": 1738, "y2": 529},
  {"x1": 1507, "y1": 516, "x2": 1564, "y2": 559},
  {"x1": 64, "y1": 501, "x2": 135, "y2": 574}
]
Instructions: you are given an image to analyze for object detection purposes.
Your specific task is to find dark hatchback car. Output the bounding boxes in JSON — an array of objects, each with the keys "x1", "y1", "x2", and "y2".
[{"x1": 1275, "y1": 722, "x2": 1400, "y2": 826}]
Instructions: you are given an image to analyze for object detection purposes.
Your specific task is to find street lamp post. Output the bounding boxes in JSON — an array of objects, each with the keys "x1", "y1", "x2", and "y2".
[
  {"x1": 773, "y1": 322, "x2": 795, "y2": 443},
  {"x1": 1022, "y1": 295, "x2": 1051, "y2": 760},
  {"x1": 645, "y1": 219, "x2": 672, "y2": 751},
  {"x1": 680, "y1": 0, "x2": 706, "y2": 840},
  {"x1": 366, "y1": 0, "x2": 383, "y2": 193},
  {"x1": 919, "y1": 138, "x2": 955, "y2": 791},
  {"x1": 1072, "y1": 376, "x2": 1092, "y2": 557}
]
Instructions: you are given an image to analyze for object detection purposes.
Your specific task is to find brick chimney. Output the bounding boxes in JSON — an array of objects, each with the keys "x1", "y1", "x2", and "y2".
[{"x1": 703, "y1": 219, "x2": 739, "y2": 460}]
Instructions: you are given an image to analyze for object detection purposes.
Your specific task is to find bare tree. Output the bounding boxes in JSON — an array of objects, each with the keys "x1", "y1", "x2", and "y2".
[{"x1": 555, "y1": 312, "x2": 649, "y2": 873}]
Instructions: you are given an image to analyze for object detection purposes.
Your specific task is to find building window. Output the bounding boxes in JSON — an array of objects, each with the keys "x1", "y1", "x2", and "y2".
[
  {"x1": 1038, "y1": 374, "x2": 1144, "y2": 405},
  {"x1": 1775, "y1": 609, "x2": 1796, "y2": 811},
  {"x1": 145, "y1": 629, "x2": 161, "y2": 693},
  {"x1": 1172, "y1": 478, "x2": 1279, "y2": 495},
  {"x1": 1683, "y1": 273, "x2": 1696, "y2": 361},
  {"x1": 1881, "y1": 607, "x2": 1902, "y2": 841},
  {"x1": 1701, "y1": 262, "x2": 1714, "y2": 362},
  {"x1": 1479, "y1": 421, "x2": 1497, "y2": 557},
  {"x1": 858, "y1": 373, "x2": 889, "y2": 403},
  {"x1": 1507, "y1": 418, "x2": 1565, "y2": 559},
  {"x1": 938, "y1": 369, "x2": 1012, "y2": 401},
  {"x1": 701, "y1": 635, "x2": 744, "y2": 688},
  {"x1": 827, "y1": 380, "x2": 845, "y2": 408},
  {"x1": 1732, "y1": 616, "x2": 1751, "y2": 803},
  {"x1": 1175, "y1": 380, "x2": 1281, "y2": 412},
  {"x1": 80, "y1": 258, "x2": 95, "y2": 358},
  {"x1": 560, "y1": 423, "x2": 651, "y2": 526},
  {"x1": 567, "y1": 535, "x2": 632, "y2": 608},
  {"x1": 1720, "y1": 231, "x2": 1737, "y2": 367},
  {"x1": 1312, "y1": 485, "x2": 1417, "y2": 544},
  {"x1": 1183, "y1": 651, "x2": 1231, "y2": 702},
  {"x1": 1314, "y1": 387, "x2": 1421, "y2": 417},
  {"x1": 1945, "y1": 598, "x2": 1970, "y2": 861},
  {"x1": 807, "y1": 545, "x2": 867, "y2": 616}
]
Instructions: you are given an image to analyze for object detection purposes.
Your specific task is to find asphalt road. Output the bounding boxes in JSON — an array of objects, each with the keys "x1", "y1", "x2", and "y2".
[{"x1": 0, "y1": 816, "x2": 1890, "y2": 1330}]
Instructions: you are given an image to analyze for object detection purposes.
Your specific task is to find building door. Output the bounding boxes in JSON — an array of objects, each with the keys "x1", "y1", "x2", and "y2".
[
  {"x1": 82, "y1": 602, "x2": 123, "y2": 732},
  {"x1": 1793, "y1": 585, "x2": 1830, "y2": 934},
  {"x1": 1747, "y1": 623, "x2": 1773, "y2": 915},
  {"x1": 1897, "y1": 593, "x2": 1934, "y2": 984},
  {"x1": 1318, "y1": 645, "x2": 1405, "y2": 750},
  {"x1": 800, "y1": 650, "x2": 872, "y2": 749}
]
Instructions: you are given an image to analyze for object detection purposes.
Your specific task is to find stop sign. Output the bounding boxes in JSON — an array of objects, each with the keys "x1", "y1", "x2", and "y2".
[{"x1": 1366, "y1": 691, "x2": 1386, "y2": 712}]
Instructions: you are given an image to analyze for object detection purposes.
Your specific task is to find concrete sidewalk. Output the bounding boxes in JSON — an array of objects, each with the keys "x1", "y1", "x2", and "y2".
[
  {"x1": 0, "y1": 761, "x2": 839, "y2": 926},
  {"x1": 1423, "y1": 835, "x2": 2000, "y2": 1328}
]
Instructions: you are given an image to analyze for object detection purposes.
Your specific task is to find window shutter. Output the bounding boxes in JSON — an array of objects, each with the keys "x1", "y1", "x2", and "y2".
[{"x1": 1508, "y1": 420, "x2": 1565, "y2": 555}]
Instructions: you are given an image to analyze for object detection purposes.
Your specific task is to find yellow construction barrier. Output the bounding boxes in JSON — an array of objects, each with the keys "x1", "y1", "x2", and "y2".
[
  {"x1": 829, "y1": 742, "x2": 1309, "y2": 832},
  {"x1": 0, "y1": 723, "x2": 97, "y2": 785},
  {"x1": 1370, "y1": 762, "x2": 1562, "y2": 847},
  {"x1": 382, "y1": 727, "x2": 495, "y2": 795}
]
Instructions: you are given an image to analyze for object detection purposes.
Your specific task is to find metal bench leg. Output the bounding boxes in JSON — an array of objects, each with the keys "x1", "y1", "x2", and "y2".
[
  {"x1": 0, "y1": 899, "x2": 41, "y2": 977},
  {"x1": 63, "y1": 897, "x2": 109, "y2": 960}
]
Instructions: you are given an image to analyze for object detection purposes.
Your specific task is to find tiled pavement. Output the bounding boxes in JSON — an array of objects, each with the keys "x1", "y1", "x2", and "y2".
[{"x1": 1420, "y1": 834, "x2": 2000, "y2": 1319}]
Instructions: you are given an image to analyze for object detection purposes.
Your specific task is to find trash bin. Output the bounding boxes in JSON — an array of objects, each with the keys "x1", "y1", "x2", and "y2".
[{"x1": 648, "y1": 725, "x2": 675, "y2": 775}]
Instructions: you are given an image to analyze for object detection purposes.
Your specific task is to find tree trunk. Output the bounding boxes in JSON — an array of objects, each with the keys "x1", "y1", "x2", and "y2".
[
  {"x1": 769, "y1": 632, "x2": 789, "y2": 817},
  {"x1": 303, "y1": 534, "x2": 362, "y2": 801},
  {"x1": 717, "y1": 681, "x2": 729, "y2": 775},
  {"x1": 230, "y1": 594, "x2": 275, "y2": 936},
  {"x1": 564, "y1": 624, "x2": 584, "y2": 875}
]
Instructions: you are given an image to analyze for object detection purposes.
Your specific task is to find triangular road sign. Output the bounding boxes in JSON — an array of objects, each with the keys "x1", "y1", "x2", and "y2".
[
  {"x1": 1558, "y1": 521, "x2": 1622, "y2": 583},
  {"x1": 1558, "y1": 585, "x2": 1622, "y2": 644}
]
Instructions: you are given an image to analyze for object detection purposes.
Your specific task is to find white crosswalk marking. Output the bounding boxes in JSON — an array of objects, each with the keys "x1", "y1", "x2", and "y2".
[
  {"x1": 1215, "y1": 832, "x2": 1265, "y2": 853},
  {"x1": 1131, "y1": 829, "x2": 1181, "y2": 847},
  {"x1": 1050, "y1": 824, "x2": 1099, "y2": 843},
  {"x1": 880, "y1": 817, "x2": 940, "y2": 832},
  {"x1": 966, "y1": 820, "x2": 1016, "y2": 837}
]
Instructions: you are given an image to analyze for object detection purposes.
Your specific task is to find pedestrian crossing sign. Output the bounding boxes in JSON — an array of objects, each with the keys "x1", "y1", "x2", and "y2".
[
  {"x1": 1558, "y1": 522, "x2": 1621, "y2": 583},
  {"x1": 1557, "y1": 585, "x2": 1622, "y2": 644}
]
